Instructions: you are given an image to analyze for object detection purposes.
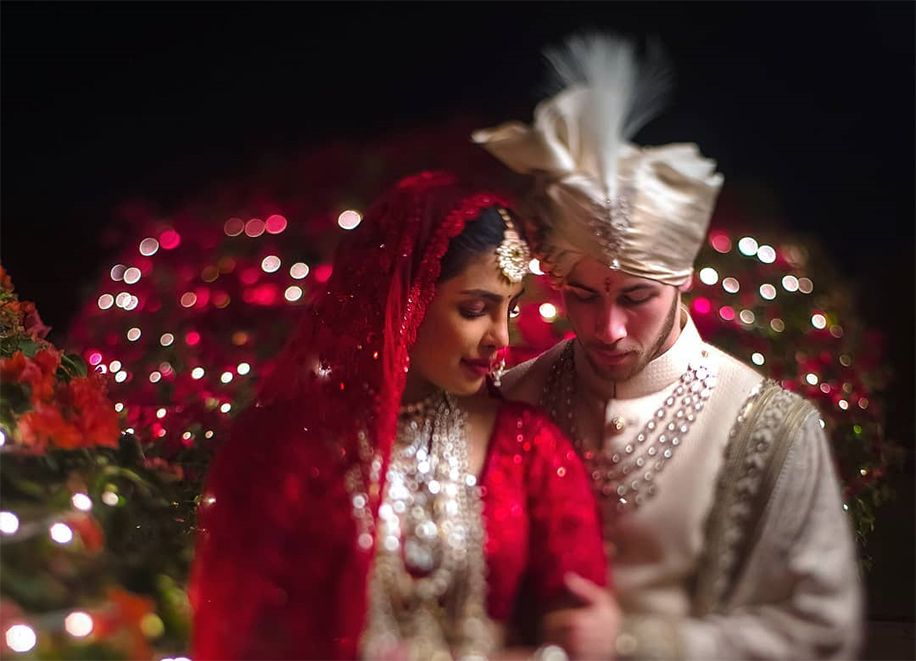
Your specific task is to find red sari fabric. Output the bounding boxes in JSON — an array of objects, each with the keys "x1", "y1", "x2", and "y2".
[
  {"x1": 481, "y1": 400, "x2": 607, "y2": 622},
  {"x1": 190, "y1": 398, "x2": 606, "y2": 659}
]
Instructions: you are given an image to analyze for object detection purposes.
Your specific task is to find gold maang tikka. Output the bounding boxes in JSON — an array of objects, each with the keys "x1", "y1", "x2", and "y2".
[{"x1": 495, "y1": 208, "x2": 531, "y2": 283}]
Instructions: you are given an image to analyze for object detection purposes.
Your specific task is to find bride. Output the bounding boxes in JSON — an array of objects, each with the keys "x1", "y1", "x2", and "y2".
[{"x1": 189, "y1": 171, "x2": 608, "y2": 660}]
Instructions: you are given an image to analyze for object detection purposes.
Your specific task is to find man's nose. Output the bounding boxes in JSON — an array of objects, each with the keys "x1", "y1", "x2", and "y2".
[{"x1": 595, "y1": 303, "x2": 627, "y2": 345}]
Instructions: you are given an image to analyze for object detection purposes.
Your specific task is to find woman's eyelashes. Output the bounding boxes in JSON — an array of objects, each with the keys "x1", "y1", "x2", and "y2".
[
  {"x1": 459, "y1": 305, "x2": 487, "y2": 319},
  {"x1": 459, "y1": 297, "x2": 523, "y2": 320}
]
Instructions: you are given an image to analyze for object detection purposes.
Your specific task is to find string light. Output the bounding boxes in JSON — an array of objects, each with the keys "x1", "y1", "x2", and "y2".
[
  {"x1": 224, "y1": 217, "x2": 244, "y2": 236},
  {"x1": 5, "y1": 624, "x2": 36, "y2": 653},
  {"x1": 123, "y1": 267, "x2": 141, "y2": 284},
  {"x1": 110, "y1": 264, "x2": 126, "y2": 281},
  {"x1": 739, "y1": 309, "x2": 755, "y2": 325},
  {"x1": 245, "y1": 218, "x2": 266, "y2": 237},
  {"x1": 710, "y1": 232, "x2": 731, "y2": 253},
  {"x1": 698, "y1": 267, "x2": 718, "y2": 285},
  {"x1": 49, "y1": 522, "x2": 74, "y2": 544},
  {"x1": 237, "y1": 362, "x2": 251, "y2": 375},
  {"x1": 0, "y1": 512, "x2": 20, "y2": 534},
  {"x1": 71, "y1": 493, "x2": 92, "y2": 511},
  {"x1": 756, "y1": 245, "x2": 776, "y2": 263},
  {"x1": 64, "y1": 612, "x2": 94, "y2": 638},
  {"x1": 781, "y1": 275, "x2": 799, "y2": 292},
  {"x1": 538, "y1": 303, "x2": 558, "y2": 321},
  {"x1": 284, "y1": 286, "x2": 303, "y2": 302},
  {"x1": 737, "y1": 236, "x2": 758, "y2": 256},
  {"x1": 261, "y1": 255, "x2": 281, "y2": 273},
  {"x1": 265, "y1": 214, "x2": 288, "y2": 234},
  {"x1": 290, "y1": 262, "x2": 310, "y2": 279},
  {"x1": 751, "y1": 352, "x2": 765, "y2": 366},
  {"x1": 139, "y1": 238, "x2": 159, "y2": 256},
  {"x1": 338, "y1": 210, "x2": 362, "y2": 230},
  {"x1": 529, "y1": 259, "x2": 544, "y2": 275}
]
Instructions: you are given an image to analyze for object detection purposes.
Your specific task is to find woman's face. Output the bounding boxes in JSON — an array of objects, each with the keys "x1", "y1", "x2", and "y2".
[{"x1": 407, "y1": 251, "x2": 524, "y2": 398}]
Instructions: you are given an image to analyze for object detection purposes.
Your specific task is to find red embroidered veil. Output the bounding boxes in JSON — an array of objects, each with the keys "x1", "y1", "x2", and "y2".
[{"x1": 190, "y1": 172, "x2": 512, "y2": 659}]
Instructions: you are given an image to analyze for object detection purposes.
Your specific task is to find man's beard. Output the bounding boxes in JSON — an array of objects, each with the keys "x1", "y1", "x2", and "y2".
[{"x1": 585, "y1": 293, "x2": 680, "y2": 382}]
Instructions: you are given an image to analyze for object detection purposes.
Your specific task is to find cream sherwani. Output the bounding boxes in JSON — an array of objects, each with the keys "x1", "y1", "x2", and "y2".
[{"x1": 502, "y1": 312, "x2": 863, "y2": 660}]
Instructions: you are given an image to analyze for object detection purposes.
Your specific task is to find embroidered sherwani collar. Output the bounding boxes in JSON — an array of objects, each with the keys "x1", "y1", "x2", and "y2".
[{"x1": 573, "y1": 307, "x2": 705, "y2": 401}]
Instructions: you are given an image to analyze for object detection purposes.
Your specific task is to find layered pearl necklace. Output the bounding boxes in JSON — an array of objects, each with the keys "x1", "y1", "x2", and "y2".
[
  {"x1": 541, "y1": 340, "x2": 717, "y2": 514},
  {"x1": 362, "y1": 390, "x2": 495, "y2": 661}
]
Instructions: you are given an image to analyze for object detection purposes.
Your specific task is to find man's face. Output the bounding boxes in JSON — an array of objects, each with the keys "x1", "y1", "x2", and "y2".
[{"x1": 562, "y1": 256, "x2": 681, "y2": 381}]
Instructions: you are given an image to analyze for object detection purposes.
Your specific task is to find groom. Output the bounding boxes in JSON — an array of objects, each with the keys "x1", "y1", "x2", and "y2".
[{"x1": 476, "y1": 34, "x2": 862, "y2": 659}]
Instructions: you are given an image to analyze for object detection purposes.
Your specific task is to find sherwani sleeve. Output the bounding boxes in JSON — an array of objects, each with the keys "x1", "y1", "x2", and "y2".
[{"x1": 622, "y1": 413, "x2": 864, "y2": 660}]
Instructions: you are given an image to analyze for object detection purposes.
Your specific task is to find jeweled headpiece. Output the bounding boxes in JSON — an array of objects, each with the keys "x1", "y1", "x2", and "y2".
[
  {"x1": 495, "y1": 207, "x2": 531, "y2": 283},
  {"x1": 473, "y1": 33, "x2": 724, "y2": 286}
]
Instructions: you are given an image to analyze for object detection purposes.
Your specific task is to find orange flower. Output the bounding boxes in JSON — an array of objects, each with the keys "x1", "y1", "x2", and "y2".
[
  {"x1": 67, "y1": 375, "x2": 120, "y2": 448},
  {"x1": 0, "y1": 351, "x2": 28, "y2": 382},
  {"x1": 0, "y1": 349, "x2": 60, "y2": 404},
  {"x1": 18, "y1": 404, "x2": 82, "y2": 450}
]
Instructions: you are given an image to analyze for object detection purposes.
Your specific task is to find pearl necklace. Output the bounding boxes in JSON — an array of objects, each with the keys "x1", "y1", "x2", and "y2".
[
  {"x1": 361, "y1": 391, "x2": 495, "y2": 660},
  {"x1": 540, "y1": 340, "x2": 717, "y2": 513}
]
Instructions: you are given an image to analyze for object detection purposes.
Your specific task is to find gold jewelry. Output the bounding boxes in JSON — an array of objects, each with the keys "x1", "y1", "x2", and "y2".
[
  {"x1": 490, "y1": 356, "x2": 507, "y2": 388},
  {"x1": 495, "y1": 208, "x2": 530, "y2": 283}
]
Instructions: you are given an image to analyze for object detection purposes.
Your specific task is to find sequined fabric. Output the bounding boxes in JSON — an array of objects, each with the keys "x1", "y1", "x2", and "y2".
[{"x1": 482, "y1": 401, "x2": 608, "y2": 621}]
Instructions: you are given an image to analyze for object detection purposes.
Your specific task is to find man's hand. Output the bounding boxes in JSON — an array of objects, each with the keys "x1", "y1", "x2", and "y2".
[{"x1": 542, "y1": 573, "x2": 621, "y2": 660}]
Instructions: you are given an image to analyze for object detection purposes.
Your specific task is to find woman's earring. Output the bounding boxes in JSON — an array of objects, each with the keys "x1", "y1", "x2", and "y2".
[{"x1": 490, "y1": 357, "x2": 507, "y2": 388}]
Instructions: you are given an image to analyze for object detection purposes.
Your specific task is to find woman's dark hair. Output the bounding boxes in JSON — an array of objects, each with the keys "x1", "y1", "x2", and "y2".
[{"x1": 438, "y1": 206, "x2": 529, "y2": 282}]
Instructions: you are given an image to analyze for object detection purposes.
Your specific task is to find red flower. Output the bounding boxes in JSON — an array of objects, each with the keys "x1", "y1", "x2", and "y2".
[
  {"x1": 20, "y1": 300, "x2": 50, "y2": 339},
  {"x1": 65, "y1": 375, "x2": 120, "y2": 448},
  {"x1": 16, "y1": 372, "x2": 119, "y2": 450},
  {"x1": 18, "y1": 404, "x2": 82, "y2": 450},
  {"x1": 0, "y1": 349, "x2": 61, "y2": 404}
]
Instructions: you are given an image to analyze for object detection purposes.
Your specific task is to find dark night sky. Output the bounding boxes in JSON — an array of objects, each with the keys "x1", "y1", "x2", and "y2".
[
  {"x1": 1, "y1": 1, "x2": 915, "y2": 622},
  {"x1": 3, "y1": 2, "x2": 913, "y2": 328}
]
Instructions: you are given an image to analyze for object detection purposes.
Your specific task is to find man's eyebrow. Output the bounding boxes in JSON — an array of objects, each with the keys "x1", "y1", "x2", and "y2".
[
  {"x1": 566, "y1": 281, "x2": 598, "y2": 293},
  {"x1": 620, "y1": 283, "x2": 657, "y2": 294}
]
